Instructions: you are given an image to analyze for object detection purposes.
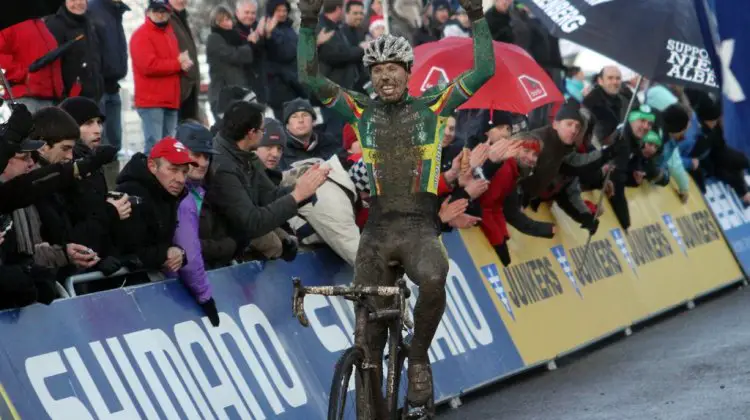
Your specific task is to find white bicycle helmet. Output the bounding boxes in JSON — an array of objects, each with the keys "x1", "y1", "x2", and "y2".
[{"x1": 363, "y1": 34, "x2": 414, "y2": 70}]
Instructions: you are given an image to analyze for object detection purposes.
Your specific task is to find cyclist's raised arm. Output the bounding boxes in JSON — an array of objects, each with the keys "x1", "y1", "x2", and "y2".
[
  {"x1": 424, "y1": 5, "x2": 495, "y2": 117},
  {"x1": 297, "y1": 0, "x2": 366, "y2": 124}
]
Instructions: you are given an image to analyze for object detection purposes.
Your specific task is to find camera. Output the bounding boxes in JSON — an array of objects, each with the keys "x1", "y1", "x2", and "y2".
[{"x1": 107, "y1": 191, "x2": 143, "y2": 205}]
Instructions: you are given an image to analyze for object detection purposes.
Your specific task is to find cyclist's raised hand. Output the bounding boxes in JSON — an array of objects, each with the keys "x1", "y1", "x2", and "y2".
[{"x1": 299, "y1": 0, "x2": 324, "y2": 25}]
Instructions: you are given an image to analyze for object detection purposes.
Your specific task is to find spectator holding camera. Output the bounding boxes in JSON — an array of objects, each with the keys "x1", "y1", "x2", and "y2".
[
  {"x1": 27, "y1": 106, "x2": 119, "y2": 271},
  {"x1": 0, "y1": 104, "x2": 118, "y2": 216},
  {"x1": 113, "y1": 137, "x2": 195, "y2": 272},
  {"x1": 0, "y1": 139, "x2": 95, "y2": 274},
  {"x1": 58, "y1": 97, "x2": 131, "y2": 259}
]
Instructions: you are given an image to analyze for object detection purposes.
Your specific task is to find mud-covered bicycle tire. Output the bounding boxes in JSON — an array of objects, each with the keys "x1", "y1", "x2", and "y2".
[
  {"x1": 389, "y1": 343, "x2": 408, "y2": 418},
  {"x1": 328, "y1": 346, "x2": 375, "y2": 420}
]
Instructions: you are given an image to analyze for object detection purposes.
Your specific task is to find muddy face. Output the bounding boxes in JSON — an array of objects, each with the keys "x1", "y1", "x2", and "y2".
[{"x1": 371, "y1": 62, "x2": 410, "y2": 103}]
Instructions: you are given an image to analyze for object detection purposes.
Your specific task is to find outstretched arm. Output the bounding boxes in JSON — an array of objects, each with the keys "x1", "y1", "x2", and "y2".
[
  {"x1": 425, "y1": 3, "x2": 495, "y2": 117},
  {"x1": 297, "y1": 0, "x2": 365, "y2": 124}
]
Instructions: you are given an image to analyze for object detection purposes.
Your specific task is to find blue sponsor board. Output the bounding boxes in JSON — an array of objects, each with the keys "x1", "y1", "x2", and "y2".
[
  {"x1": 704, "y1": 177, "x2": 750, "y2": 274},
  {"x1": 0, "y1": 231, "x2": 523, "y2": 419}
]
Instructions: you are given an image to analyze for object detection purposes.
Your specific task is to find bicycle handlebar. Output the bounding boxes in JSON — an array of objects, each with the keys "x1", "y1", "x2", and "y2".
[{"x1": 291, "y1": 277, "x2": 411, "y2": 328}]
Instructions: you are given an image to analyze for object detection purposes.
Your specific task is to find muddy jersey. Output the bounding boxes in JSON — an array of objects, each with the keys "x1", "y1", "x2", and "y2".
[{"x1": 298, "y1": 20, "x2": 494, "y2": 213}]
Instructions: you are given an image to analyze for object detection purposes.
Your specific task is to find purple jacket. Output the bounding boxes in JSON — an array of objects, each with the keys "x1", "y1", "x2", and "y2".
[{"x1": 169, "y1": 182, "x2": 212, "y2": 303}]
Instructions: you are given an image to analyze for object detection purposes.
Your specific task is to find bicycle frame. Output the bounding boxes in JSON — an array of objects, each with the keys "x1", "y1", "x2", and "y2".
[{"x1": 292, "y1": 277, "x2": 413, "y2": 418}]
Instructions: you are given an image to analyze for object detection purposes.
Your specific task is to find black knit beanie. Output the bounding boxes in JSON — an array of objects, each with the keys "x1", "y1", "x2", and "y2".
[
  {"x1": 59, "y1": 97, "x2": 105, "y2": 126},
  {"x1": 283, "y1": 98, "x2": 316, "y2": 124},
  {"x1": 661, "y1": 104, "x2": 690, "y2": 133},
  {"x1": 695, "y1": 97, "x2": 721, "y2": 122},
  {"x1": 554, "y1": 100, "x2": 583, "y2": 124}
]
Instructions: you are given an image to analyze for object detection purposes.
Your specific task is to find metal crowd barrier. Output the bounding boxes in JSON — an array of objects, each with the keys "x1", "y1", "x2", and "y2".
[{"x1": 64, "y1": 268, "x2": 131, "y2": 297}]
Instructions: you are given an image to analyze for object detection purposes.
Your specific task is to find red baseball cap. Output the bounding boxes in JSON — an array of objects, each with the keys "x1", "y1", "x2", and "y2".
[{"x1": 149, "y1": 137, "x2": 197, "y2": 166}]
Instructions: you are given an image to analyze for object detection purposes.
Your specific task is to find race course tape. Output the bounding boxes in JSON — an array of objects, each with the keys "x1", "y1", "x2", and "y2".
[{"x1": 0, "y1": 178, "x2": 742, "y2": 419}]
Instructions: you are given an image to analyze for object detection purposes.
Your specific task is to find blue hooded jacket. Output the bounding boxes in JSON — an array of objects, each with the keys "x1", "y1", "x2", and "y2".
[
  {"x1": 679, "y1": 113, "x2": 711, "y2": 169},
  {"x1": 88, "y1": 0, "x2": 130, "y2": 88}
]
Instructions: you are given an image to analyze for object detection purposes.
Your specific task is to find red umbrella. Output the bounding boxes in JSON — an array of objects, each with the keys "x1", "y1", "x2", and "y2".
[{"x1": 410, "y1": 37, "x2": 564, "y2": 114}]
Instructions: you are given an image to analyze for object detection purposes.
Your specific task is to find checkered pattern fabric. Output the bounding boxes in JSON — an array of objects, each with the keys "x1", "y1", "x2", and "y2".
[
  {"x1": 610, "y1": 228, "x2": 638, "y2": 276},
  {"x1": 662, "y1": 214, "x2": 688, "y2": 256},
  {"x1": 348, "y1": 157, "x2": 371, "y2": 195},
  {"x1": 551, "y1": 246, "x2": 582, "y2": 298},
  {"x1": 480, "y1": 264, "x2": 515, "y2": 320}
]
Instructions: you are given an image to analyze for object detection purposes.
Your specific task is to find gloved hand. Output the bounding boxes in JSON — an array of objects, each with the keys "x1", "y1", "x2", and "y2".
[
  {"x1": 458, "y1": 0, "x2": 485, "y2": 21},
  {"x1": 3, "y1": 103, "x2": 33, "y2": 145},
  {"x1": 281, "y1": 236, "x2": 299, "y2": 262},
  {"x1": 298, "y1": 0, "x2": 324, "y2": 27},
  {"x1": 33, "y1": 276, "x2": 57, "y2": 305},
  {"x1": 493, "y1": 243, "x2": 511, "y2": 267},
  {"x1": 22, "y1": 264, "x2": 56, "y2": 305},
  {"x1": 96, "y1": 256, "x2": 122, "y2": 277},
  {"x1": 580, "y1": 214, "x2": 600, "y2": 235},
  {"x1": 200, "y1": 298, "x2": 220, "y2": 326},
  {"x1": 76, "y1": 145, "x2": 118, "y2": 177},
  {"x1": 119, "y1": 254, "x2": 144, "y2": 271}
]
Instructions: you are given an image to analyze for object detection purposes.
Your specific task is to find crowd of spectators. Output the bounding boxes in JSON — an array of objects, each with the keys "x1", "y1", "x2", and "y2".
[{"x1": 0, "y1": 0, "x2": 743, "y2": 327}]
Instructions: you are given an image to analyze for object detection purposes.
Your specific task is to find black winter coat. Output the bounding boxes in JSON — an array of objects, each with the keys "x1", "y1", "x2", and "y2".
[
  {"x1": 264, "y1": 2, "x2": 306, "y2": 112},
  {"x1": 206, "y1": 135, "x2": 299, "y2": 242},
  {"x1": 0, "y1": 161, "x2": 79, "y2": 214},
  {"x1": 339, "y1": 23, "x2": 369, "y2": 91},
  {"x1": 484, "y1": 7, "x2": 513, "y2": 43},
  {"x1": 88, "y1": 0, "x2": 129, "y2": 93},
  {"x1": 198, "y1": 198, "x2": 238, "y2": 269},
  {"x1": 206, "y1": 27, "x2": 256, "y2": 114},
  {"x1": 317, "y1": 16, "x2": 364, "y2": 91},
  {"x1": 113, "y1": 154, "x2": 183, "y2": 270},
  {"x1": 583, "y1": 85, "x2": 639, "y2": 134},
  {"x1": 45, "y1": 7, "x2": 104, "y2": 101},
  {"x1": 65, "y1": 143, "x2": 119, "y2": 255},
  {"x1": 235, "y1": 20, "x2": 269, "y2": 104}
]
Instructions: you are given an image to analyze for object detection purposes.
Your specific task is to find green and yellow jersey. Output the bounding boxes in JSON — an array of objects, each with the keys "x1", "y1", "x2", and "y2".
[{"x1": 298, "y1": 20, "x2": 495, "y2": 201}]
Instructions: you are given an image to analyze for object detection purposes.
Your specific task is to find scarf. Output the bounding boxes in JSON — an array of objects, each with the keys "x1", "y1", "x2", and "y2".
[
  {"x1": 289, "y1": 132, "x2": 318, "y2": 152},
  {"x1": 211, "y1": 25, "x2": 246, "y2": 46},
  {"x1": 12, "y1": 206, "x2": 43, "y2": 257},
  {"x1": 62, "y1": 7, "x2": 87, "y2": 25},
  {"x1": 235, "y1": 18, "x2": 256, "y2": 38},
  {"x1": 565, "y1": 78, "x2": 584, "y2": 102}
]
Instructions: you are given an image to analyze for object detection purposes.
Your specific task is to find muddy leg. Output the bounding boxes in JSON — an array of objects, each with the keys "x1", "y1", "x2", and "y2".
[
  {"x1": 353, "y1": 230, "x2": 398, "y2": 416},
  {"x1": 399, "y1": 234, "x2": 449, "y2": 406}
]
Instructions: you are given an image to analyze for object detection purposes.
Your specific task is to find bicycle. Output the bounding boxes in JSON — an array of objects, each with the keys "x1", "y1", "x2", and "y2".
[{"x1": 292, "y1": 276, "x2": 436, "y2": 420}]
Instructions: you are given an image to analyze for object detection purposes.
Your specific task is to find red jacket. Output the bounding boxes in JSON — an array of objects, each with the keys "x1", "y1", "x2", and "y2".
[
  {"x1": 129, "y1": 19, "x2": 182, "y2": 110},
  {"x1": 0, "y1": 20, "x2": 64, "y2": 100},
  {"x1": 479, "y1": 159, "x2": 520, "y2": 246}
]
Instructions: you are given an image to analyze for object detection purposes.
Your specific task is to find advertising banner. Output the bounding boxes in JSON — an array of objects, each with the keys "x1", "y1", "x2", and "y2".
[
  {"x1": 703, "y1": 175, "x2": 750, "y2": 275},
  {"x1": 0, "y1": 178, "x2": 742, "y2": 419},
  {"x1": 0, "y1": 233, "x2": 524, "y2": 420},
  {"x1": 460, "y1": 179, "x2": 743, "y2": 366}
]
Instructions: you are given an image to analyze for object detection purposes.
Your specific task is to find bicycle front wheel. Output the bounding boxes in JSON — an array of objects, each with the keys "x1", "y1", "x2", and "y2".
[{"x1": 328, "y1": 346, "x2": 377, "y2": 420}]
